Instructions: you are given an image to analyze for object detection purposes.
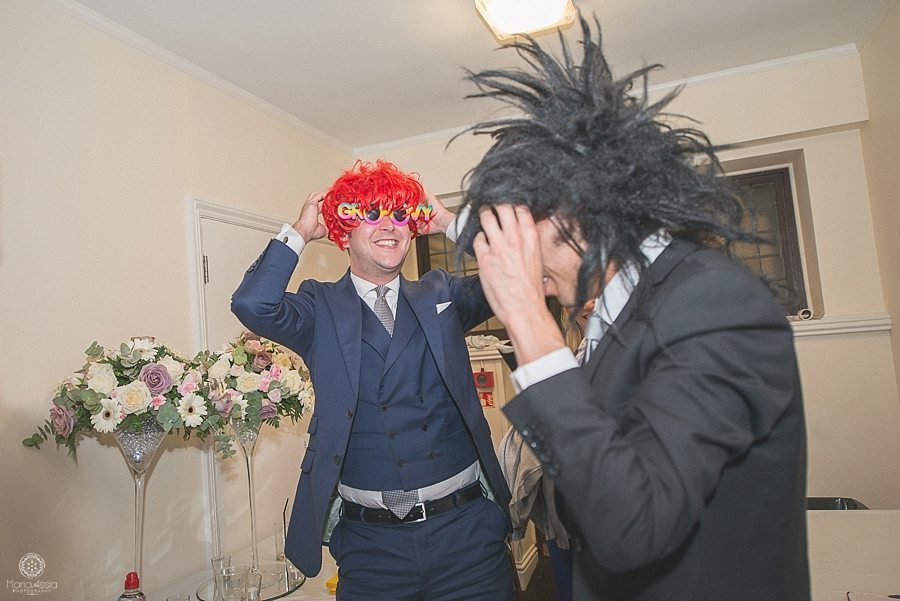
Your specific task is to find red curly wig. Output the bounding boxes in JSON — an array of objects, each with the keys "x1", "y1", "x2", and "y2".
[{"x1": 322, "y1": 160, "x2": 429, "y2": 250}]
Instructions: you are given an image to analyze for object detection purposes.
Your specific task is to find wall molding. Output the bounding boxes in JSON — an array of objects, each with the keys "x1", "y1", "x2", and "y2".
[{"x1": 790, "y1": 312, "x2": 891, "y2": 337}]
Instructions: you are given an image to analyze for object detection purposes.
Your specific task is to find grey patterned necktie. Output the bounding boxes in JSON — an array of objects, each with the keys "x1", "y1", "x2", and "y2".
[
  {"x1": 381, "y1": 488, "x2": 420, "y2": 519},
  {"x1": 373, "y1": 285, "x2": 394, "y2": 336}
]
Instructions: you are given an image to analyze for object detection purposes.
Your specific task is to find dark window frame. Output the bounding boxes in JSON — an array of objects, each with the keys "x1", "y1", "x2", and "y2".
[{"x1": 727, "y1": 168, "x2": 808, "y2": 316}]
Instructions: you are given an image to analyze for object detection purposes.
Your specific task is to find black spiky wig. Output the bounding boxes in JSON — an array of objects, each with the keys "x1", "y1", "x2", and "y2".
[{"x1": 456, "y1": 16, "x2": 752, "y2": 312}]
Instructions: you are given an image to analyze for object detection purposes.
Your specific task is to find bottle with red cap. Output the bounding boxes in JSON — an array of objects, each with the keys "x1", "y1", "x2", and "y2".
[{"x1": 116, "y1": 572, "x2": 146, "y2": 601}]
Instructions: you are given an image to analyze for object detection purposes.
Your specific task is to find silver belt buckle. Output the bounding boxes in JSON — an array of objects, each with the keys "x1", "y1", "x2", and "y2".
[{"x1": 406, "y1": 502, "x2": 427, "y2": 523}]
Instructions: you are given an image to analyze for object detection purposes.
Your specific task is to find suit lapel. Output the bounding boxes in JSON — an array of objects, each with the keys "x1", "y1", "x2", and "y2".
[
  {"x1": 399, "y1": 277, "x2": 448, "y2": 381},
  {"x1": 584, "y1": 238, "x2": 699, "y2": 381},
  {"x1": 323, "y1": 270, "x2": 362, "y2": 400}
]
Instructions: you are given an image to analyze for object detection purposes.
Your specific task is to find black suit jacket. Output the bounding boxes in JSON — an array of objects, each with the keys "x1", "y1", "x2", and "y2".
[{"x1": 504, "y1": 238, "x2": 810, "y2": 600}]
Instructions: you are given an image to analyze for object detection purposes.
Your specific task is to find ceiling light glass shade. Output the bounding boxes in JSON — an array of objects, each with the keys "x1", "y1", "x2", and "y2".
[{"x1": 475, "y1": 0, "x2": 576, "y2": 41}]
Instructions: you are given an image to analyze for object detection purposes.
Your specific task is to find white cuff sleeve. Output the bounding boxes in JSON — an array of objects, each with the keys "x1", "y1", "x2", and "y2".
[
  {"x1": 510, "y1": 347, "x2": 579, "y2": 393},
  {"x1": 445, "y1": 204, "x2": 471, "y2": 243},
  {"x1": 276, "y1": 223, "x2": 306, "y2": 256}
]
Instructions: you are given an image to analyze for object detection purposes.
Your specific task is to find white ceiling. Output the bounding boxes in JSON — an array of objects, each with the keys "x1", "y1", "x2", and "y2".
[{"x1": 60, "y1": 0, "x2": 897, "y2": 149}]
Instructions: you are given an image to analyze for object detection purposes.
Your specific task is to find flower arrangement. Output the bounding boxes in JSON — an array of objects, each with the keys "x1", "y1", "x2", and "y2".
[
  {"x1": 23, "y1": 337, "x2": 224, "y2": 454},
  {"x1": 193, "y1": 332, "x2": 314, "y2": 457}
]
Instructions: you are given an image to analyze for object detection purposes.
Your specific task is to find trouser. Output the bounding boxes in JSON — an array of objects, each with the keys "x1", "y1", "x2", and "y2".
[{"x1": 328, "y1": 496, "x2": 515, "y2": 601}]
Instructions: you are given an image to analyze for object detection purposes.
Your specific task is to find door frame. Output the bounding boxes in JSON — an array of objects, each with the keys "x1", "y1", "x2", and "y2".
[{"x1": 189, "y1": 196, "x2": 283, "y2": 560}]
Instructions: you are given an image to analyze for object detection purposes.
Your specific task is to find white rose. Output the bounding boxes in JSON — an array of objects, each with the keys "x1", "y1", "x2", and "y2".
[
  {"x1": 235, "y1": 372, "x2": 261, "y2": 394},
  {"x1": 280, "y1": 370, "x2": 303, "y2": 395},
  {"x1": 208, "y1": 358, "x2": 231, "y2": 382},
  {"x1": 87, "y1": 363, "x2": 118, "y2": 396},
  {"x1": 157, "y1": 355, "x2": 185, "y2": 381},
  {"x1": 116, "y1": 381, "x2": 153, "y2": 414}
]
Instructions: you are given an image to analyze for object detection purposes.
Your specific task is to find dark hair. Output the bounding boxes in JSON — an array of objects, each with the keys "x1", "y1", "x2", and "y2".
[{"x1": 456, "y1": 16, "x2": 751, "y2": 311}]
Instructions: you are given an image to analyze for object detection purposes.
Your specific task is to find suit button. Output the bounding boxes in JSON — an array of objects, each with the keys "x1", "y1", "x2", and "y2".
[
  {"x1": 346, "y1": 409, "x2": 353, "y2": 418},
  {"x1": 332, "y1": 455, "x2": 342, "y2": 465},
  {"x1": 388, "y1": 432, "x2": 396, "y2": 439},
  {"x1": 422, "y1": 423, "x2": 428, "y2": 431},
  {"x1": 381, "y1": 404, "x2": 388, "y2": 412},
  {"x1": 397, "y1": 460, "x2": 404, "y2": 468},
  {"x1": 428, "y1": 451, "x2": 437, "y2": 459}
]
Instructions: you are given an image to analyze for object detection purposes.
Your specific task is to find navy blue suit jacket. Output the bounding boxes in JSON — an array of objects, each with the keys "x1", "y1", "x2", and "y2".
[{"x1": 232, "y1": 239, "x2": 511, "y2": 576}]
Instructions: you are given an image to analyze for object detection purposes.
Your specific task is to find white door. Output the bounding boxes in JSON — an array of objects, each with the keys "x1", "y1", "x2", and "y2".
[{"x1": 195, "y1": 199, "x2": 347, "y2": 570}]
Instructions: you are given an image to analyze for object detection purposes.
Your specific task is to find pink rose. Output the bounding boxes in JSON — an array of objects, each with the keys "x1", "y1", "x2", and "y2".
[
  {"x1": 245, "y1": 340, "x2": 264, "y2": 354},
  {"x1": 139, "y1": 363, "x2": 174, "y2": 395},
  {"x1": 268, "y1": 365, "x2": 282, "y2": 380},
  {"x1": 178, "y1": 373, "x2": 199, "y2": 395},
  {"x1": 253, "y1": 351, "x2": 272, "y2": 370},
  {"x1": 258, "y1": 377, "x2": 271, "y2": 393},
  {"x1": 150, "y1": 395, "x2": 166, "y2": 409},
  {"x1": 49, "y1": 405, "x2": 75, "y2": 437},
  {"x1": 267, "y1": 388, "x2": 282, "y2": 404}
]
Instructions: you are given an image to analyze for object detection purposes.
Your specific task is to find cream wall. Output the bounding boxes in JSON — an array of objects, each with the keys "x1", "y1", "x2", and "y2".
[
  {"x1": 0, "y1": 1, "x2": 350, "y2": 599},
  {"x1": 4, "y1": 0, "x2": 900, "y2": 599},
  {"x1": 358, "y1": 49, "x2": 900, "y2": 510},
  {"x1": 860, "y1": 0, "x2": 900, "y2": 408}
]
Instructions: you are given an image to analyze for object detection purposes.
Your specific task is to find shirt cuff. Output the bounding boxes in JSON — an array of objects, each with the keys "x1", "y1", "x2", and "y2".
[
  {"x1": 510, "y1": 347, "x2": 579, "y2": 393},
  {"x1": 276, "y1": 223, "x2": 306, "y2": 256},
  {"x1": 445, "y1": 204, "x2": 471, "y2": 243}
]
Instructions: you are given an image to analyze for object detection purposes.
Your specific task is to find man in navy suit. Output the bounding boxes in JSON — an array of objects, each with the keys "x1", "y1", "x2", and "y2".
[
  {"x1": 456, "y1": 17, "x2": 810, "y2": 601},
  {"x1": 232, "y1": 160, "x2": 514, "y2": 601}
]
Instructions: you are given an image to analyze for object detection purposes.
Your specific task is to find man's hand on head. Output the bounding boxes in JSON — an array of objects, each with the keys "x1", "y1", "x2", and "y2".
[
  {"x1": 425, "y1": 191, "x2": 455, "y2": 235},
  {"x1": 292, "y1": 191, "x2": 327, "y2": 242},
  {"x1": 472, "y1": 205, "x2": 567, "y2": 365}
]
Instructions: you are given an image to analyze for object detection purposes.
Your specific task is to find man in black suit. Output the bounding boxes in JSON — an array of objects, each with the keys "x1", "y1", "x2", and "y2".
[{"x1": 455, "y1": 17, "x2": 811, "y2": 601}]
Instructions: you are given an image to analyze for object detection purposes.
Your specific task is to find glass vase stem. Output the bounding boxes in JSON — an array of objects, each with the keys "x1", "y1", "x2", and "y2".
[
  {"x1": 243, "y1": 447, "x2": 260, "y2": 572},
  {"x1": 133, "y1": 470, "x2": 146, "y2": 576}
]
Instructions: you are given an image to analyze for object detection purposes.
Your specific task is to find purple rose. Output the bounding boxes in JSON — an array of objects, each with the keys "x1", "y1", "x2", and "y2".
[
  {"x1": 212, "y1": 391, "x2": 233, "y2": 417},
  {"x1": 49, "y1": 405, "x2": 76, "y2": 437},
  {"x1": 138, "y1": 363, "x2": 174, "y2": 395},
  {"x1": 259, "y1": 404, "x2": 277, "y2": 420},
  {"x1": 253, "y1": 351, "x2": 273, "y2": 371}
]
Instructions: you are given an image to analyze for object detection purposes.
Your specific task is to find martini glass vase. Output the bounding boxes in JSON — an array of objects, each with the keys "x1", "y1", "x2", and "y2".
[
  {"x1": 112, "y1": 412, "x2": 166, "y2": 582},
  {"x1": 232, "y1": 418, "x2": 262, "y2": 574}
]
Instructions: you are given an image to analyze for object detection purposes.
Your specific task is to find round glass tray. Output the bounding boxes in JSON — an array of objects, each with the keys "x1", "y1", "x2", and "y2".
[{"x1": 196, "y1": 562, "x2": 305, "y2": 601}]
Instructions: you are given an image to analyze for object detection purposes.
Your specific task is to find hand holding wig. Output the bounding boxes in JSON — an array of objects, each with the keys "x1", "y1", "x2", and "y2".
[{"x1": 322, "y1": 160, "x2": 433, "y2": 250}]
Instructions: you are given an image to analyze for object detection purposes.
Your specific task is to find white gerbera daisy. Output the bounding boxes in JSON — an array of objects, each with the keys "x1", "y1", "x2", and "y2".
[
  {"x1": 91, "y1": 398, "x2": 123, "y2": 433},
  {"x1": 178, "y1": 393, "x2": 208, "y2": 428}
]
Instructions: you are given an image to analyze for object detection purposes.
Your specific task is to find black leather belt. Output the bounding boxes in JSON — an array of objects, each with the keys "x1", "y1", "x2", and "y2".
[{"x1": 341, "y1": 483, "x2": 484, "y2": 524}]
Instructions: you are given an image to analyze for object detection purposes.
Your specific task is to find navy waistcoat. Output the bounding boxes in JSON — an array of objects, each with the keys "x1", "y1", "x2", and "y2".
[{"x1": 340, "y1": 293, "x2": 477, "y2": 491}]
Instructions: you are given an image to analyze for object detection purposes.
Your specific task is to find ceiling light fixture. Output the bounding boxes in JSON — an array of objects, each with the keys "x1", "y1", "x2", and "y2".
[{"x1": 475, "y1": 0, "x2": 577, "y2": 42}]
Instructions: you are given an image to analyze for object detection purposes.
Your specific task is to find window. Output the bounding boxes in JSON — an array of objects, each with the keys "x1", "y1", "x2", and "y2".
[{"x1": 727, "y1": 168, "x2": 807, "y2": 316}]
